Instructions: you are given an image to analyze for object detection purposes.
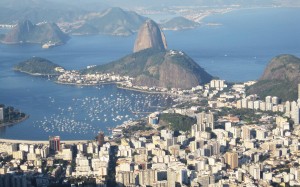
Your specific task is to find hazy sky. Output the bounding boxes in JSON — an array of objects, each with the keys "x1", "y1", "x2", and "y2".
[{"x1": 1, "y1": 0, "x2": 299, "y2": 10}]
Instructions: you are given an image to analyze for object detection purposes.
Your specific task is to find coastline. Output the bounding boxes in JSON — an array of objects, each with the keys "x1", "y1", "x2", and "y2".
[
  {"x1": 14, "y1": 69, "x2": 61, "y2": 77},
  {"x1": 0, "y1": 138, "x2": 89, "y2": 144},
  {"x1": 55, "y1": 80, "x2": 179, "y2": 96},
  {"x1": 0, "y1": 115, "x2": 29, "y2": 128}
]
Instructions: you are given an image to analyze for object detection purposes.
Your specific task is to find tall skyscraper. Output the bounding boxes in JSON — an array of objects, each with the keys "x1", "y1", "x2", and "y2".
[
  {"x1": 242, "y1": 126, "x2": 251, "y2": 140},
  {"x1": 298, "y1": 84, "x2": 300, "y2": 101},
  {"x1": 97, "y1": 131, "x2": 105, "y2": 147},
  {"x1": 0, "y1": 107, "x2": 3, "y2": 121},
  {"x1": 49, "y1": 136, "x2": 60, "y2": 153},
  {"x1": 196, "y1": 112, "x2": 214, "y2": 131},
  {"x1": 225, "y1": 152, "x2": 238, "y2": 169}
]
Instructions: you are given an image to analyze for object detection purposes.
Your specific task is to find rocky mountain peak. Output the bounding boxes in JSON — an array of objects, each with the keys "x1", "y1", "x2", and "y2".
[{"x1": 133, "y1": 19, "x2": 167, "y2": 53}]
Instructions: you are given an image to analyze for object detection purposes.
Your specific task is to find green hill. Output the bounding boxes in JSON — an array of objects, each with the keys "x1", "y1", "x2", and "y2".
[
  {"x1": 14, "y1": 57, "x2": 65, "y2": 76},
  {"x1": 82, "y1": 48, "x2": 212, "y2": 89},
  {"x1": 161, "y1": 16, "x2": 200, "y2": 30},
  {"x1": 247, "y1": 54, "x2": 300, "y2": 101},
  {"x1": 159, "y1": 113, "x2": 196, "y2": 132}
]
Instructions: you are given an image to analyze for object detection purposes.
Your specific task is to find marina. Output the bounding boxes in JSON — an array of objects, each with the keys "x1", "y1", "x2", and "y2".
[{"x1": 31, "y1": 85, "x2": 175, "y2": 137}]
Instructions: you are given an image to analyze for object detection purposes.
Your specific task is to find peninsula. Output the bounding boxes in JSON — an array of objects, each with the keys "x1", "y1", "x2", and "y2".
[
  {"x1": 14, "y1": 57, "x2": 65, "y2": 76},
  {"x1": 0, "y1": 104, "x2": 28, "y2": 127}
]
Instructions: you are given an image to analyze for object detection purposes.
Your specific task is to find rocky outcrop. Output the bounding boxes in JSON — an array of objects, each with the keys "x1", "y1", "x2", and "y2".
[
  {"x1": 247, "y1": 54, "x2": 300, "y2": 101},
  {"x1": 82, "y1": 18, "x2": 212, "y2": 89},
  {"x1": 133, "y1": 19, "x2": 167, "y2": 53},
  {"x1": 83, "y1": 48, "x2": 212, "y2": 89},
  {"x1": 1, "y1": 20, "x2": 69, "y2": 45}
]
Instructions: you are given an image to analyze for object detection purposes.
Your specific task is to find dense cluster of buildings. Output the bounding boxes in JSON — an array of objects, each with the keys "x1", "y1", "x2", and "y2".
[
  {"x1": 1, "y1": 81, "x2": 300, "y2": 187},
  {"x1": 57, "y1": 70, "x2": 132, "y2": 86}
]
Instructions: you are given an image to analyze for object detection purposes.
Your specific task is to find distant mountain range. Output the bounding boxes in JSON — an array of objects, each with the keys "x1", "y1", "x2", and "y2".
[
  {"x1": 69, "y1": 7, "x2": 147, "y2": 36},
  {"x1": 247, "y1": 54, "x2": 300, "y2": 101},
  {"x1": 0, "y1": 20, "x2": 69, "y2": 45}
]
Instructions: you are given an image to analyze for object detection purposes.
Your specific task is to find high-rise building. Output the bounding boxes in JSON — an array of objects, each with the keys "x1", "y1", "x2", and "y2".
[
  {"x1": 265, "y1": 96, "x2": 272, "y2": 104},
  {"x1": 0, "y1": 107, "x2": 3, "y2": 121},
  {"x1": 298, "y1": 84, "x2": 300, "y2": 101},
  {"x1": 292, "y1": 107, "x2": 300, "y2": 126},
  {"x1": 139, "y1": 169, "x2": 156, "y2": 186},
  {"x1": 97, "y1": 131, "x2": 105, "y2": 147},
  {"x1": 285, "y1": 101, "x2": 291, "y2": 117},
  {"x1": 242, "y1": 126, "x2": 251, "y2": 140},
  {"x1": 225, "y1": 152, "x2": 238, "y2": 169},
  {"x1": 49, "y1": 136, "x2": 60, "y2": 153},
  {"x1": 272, "y1": 96, "x2": 280, "y2": 105},
  {"x1": 116, "y1": 171, "x2": 136, "y2": 186},
  {"x1": 196, "y1": 112, "x2": 214, "y2": 131}
]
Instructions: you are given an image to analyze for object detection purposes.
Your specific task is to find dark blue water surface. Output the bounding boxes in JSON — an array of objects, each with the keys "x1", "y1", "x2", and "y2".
[{"x1": 0, "y1": 7, "x2": 299, "y2": 140}]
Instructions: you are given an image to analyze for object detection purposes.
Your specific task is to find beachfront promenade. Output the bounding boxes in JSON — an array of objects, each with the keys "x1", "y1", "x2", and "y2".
[{"x1": 0, "y1": 138, "x2": 89, "y2": 144}]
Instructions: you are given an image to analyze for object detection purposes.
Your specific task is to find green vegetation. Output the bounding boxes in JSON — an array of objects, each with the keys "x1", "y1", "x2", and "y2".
[
  {"x1": 123, "y1": 120, "x2": 153, "y2": 137},
  {"x1": 82, "y1": 48, "x2": 165, "y2": 76},
  {"x1": 162, "y1": 16, "x2": 199, "y2": 30},
  {"x1": 247, "y1": 79, "x2": 297, "y2": 101},
  {"x1": 216, "y1": 107, "x2": 281, "y2": 124},
  {"x1": 159, "y1": 113, "x2": 196, "y2": 132},
  {"x1": 14, "y1": 57, "x2": 64, "y2": 76},
  {"x1": 82, "y1": 48, "x2": 212, "y2": 89},
  {"x1": 247, "y1": 54, "x2": 300, "y2": 101},
  {"x1": 0, "y1": 104, "x2": 27, "y2": 125},
  {"x1": 216, "y1": 108, "x2": 260, "y2": 124}
]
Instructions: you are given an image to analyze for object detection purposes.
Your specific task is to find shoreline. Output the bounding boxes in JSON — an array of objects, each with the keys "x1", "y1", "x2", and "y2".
[
  {"x1": 55, "y1": 80, "x2": 180, "y2": 96},
  {"x1": 14, "y1": 69, "x2": 61, "y2": 77},
  {"x1": 0, "y1": 115, "x2": 29, "y2": 128},
  {"x1": 0, "y1": 138, "x2": 90, "y2": 144}
]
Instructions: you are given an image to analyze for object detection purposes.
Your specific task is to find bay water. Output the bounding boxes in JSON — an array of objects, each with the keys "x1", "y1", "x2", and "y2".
[{"x1": 0, "y1": 7, "x2": 299, "y2": 140}]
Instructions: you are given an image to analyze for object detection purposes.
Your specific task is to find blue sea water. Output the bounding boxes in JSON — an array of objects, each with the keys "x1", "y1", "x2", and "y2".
[{"x1": 0, "y1": 7, "x2": 299, "y2": 140}]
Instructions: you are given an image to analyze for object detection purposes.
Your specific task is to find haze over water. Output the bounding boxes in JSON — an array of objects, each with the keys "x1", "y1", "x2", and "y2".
[{"x1": 0, "y1": 7, "x2": 299, "y2": 140}]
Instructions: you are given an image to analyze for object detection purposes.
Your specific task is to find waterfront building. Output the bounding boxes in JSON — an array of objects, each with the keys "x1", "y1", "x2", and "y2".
[
  {"x1": 97, "y1": 131, "x2": 105, "y2": 147},
  {"x1": 49, "y1": 136, "x2": 60, "y2": 153},
  {"x1": 0, "y1": 107, "x2": 3, "y2": 121}
]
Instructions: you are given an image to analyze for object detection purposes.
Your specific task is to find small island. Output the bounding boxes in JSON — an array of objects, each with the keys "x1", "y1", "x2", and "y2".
[
  {"x1": 161, "y1": 16, "x2": 200, "y2": 31},
  {"x1": 14, "y1": 57, "x2": 65, "y2": 76},
  {"x1": 0, "y1": 104, "x2": 28, "y2": 127}
]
